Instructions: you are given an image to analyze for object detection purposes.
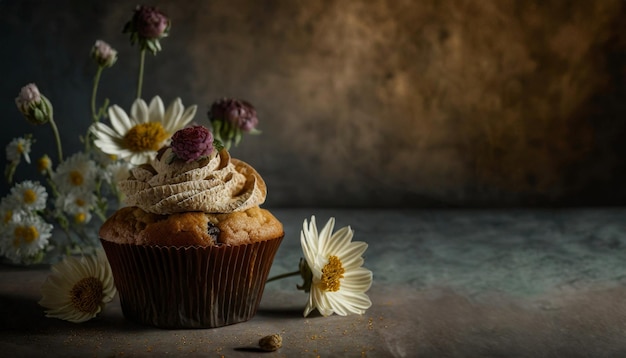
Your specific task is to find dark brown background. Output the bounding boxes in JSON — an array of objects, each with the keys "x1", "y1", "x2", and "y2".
[{"x1": 2, "y1": 0, "x2": 626, "y2": 208}]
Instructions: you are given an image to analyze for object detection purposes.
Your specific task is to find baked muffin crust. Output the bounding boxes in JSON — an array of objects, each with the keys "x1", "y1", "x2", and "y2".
[{"x1": 100, "y1": 206, "x2": 283, "y2": 247}]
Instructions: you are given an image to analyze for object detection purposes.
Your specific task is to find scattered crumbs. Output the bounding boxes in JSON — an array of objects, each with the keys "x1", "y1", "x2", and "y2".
[
  {"x1": 146, "y1": 346, "x2": 153, "y2": 353},
  {"x1": 368, "y1": 317, "x2": 374, "y2": 330},
  {"x1": 343, "y1": 330, "x2": 348, "y2": 335}
]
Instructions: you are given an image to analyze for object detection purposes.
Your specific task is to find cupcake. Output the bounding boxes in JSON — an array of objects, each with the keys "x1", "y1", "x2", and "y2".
[{"x1": 99, "y1": 126, "x2": 284, "y2": 329}]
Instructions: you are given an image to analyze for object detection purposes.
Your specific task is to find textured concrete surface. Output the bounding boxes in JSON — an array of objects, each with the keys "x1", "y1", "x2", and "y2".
[
  {"x1": 2, "y1": 1, "x2": 626, "y2": 207},
  {"x1": 2, "y1": 208, "x2": 626, "y2": 357}
]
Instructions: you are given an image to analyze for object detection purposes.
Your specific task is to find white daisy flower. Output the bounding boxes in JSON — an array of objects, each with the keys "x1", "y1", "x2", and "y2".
[
  {"x1": 0, "y1": 196, "x2": 25, "y2": 237},
  {"x1": 0, "y1": 214, "x2": 53, "y2": 263},
  {"x1": 51, "y1": 152, "x2": 98, "y2": 194},
  {"x1": 105, "y1": 161, "x2": 133, "y2": 185},
  {"x1": 8, "y1": 180, "x2": 48, "y2": 212},
  {"x1": 300, "y1": 216, "x2": 373, "y2": 317},
  {"x1": 37, "y1": 155, "x2": 53, "y2": 175},
  {"x1": 6, "y1": 136, "x2": 32, "y2": 164},
  {"x1": 39, "y1": 249, "x2": 116, "y2": 323},
  {"x1": 57, "y1": 189, "x2": 96, "y2": 225},
  {"x1": 90, "y1": 96, "x2": 197, "y2": 165}
]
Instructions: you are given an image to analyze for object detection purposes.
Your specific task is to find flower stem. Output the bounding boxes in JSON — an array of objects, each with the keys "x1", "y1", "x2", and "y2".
[
  {"x1": 266, "y1": 270, "x2": 301, "y2": 283},
  {"x1": 136, "y1": 48, "x2": 146, "y2": 100},
  {"x1": 91, "y1": 66, "x2": 104, "y2": 123},
  {"x1": 48, "y1": 116, "x2": 63, "y2": 163}
]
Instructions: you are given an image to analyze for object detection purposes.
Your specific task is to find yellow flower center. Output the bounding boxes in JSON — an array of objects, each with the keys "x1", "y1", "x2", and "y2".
[
  {"x1": 123, "y1": 122, "x2": 168, "y2": 152},
  {"x1": 70, "y1": 277, "x2": 104, "y2": 314},
  {"x1": 75, "y1": 198, "x2": 86, "y2": 207},
  {"x1": 3, "y1": 210, "x2": 13, "y2": 224},
  {"x1": 13, "y1": 225, "x2": 39, "y2": 244},
  {"x1": 17, "y1": 142, "x2": 24, "y2": 154},
  {"x1": 70, "y1": 170, "x2": 84, "y2": 186},
  {"x1": 74, "y1": 212, "x2": 87, "y2": 224},
  {"x1": 23, "y1": 189, "x2": 37, "y2": 204},
  {"x1": 320, "y1": 255, "x2": 345, "y2": 292},
  {"x1": 37, "y1": 157, "x2": 51, "y2": 172}
]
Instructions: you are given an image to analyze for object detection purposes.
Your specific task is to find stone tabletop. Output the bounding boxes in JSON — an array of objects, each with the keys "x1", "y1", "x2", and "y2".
[{"x1": 2, "y1": 208, "x2": 626, "y2": 357}]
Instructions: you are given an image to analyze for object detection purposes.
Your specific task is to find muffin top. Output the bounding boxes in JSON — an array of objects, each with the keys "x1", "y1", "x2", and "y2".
[{"x1": 99, "y1": 205, "x2": 283, "y2": 247}]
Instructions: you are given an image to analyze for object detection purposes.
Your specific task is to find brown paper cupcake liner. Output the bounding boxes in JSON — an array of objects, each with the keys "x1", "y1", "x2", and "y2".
[{"x1": 101, "y1": 235, "x2": 283, "y2": 329}]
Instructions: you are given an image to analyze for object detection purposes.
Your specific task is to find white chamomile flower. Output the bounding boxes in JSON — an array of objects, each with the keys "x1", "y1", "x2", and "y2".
[
  {"x1": 300, "y1": 216, "x2": 373, "y2": 317},
  {"x1": 105, "y1": 161, "x2": 132, "y2": 185},
  {"x1": 9, "y1": 180, "x2": 48, "y2": 211},
  {"x1": 0, "y1": 195, "x2": 23, "y2": 227},
  {"x1": 39, "y1": 249, "x2": 116, "y2": 323},
  {"x1": 6, "y1": 136, "x2": 32, "y2": 164},
  {"x1": 90, "y1": 96, "x2": 197, "y2": 165},
  {"x1": 0, "y1": 214, "x2": 52, "y2": 263},
  {"x1": 51, "y1": 152, "x2": 98, "y2": 194},
  {"x1": 58, "y1": 190, "x2": 97, "y2": 225}
]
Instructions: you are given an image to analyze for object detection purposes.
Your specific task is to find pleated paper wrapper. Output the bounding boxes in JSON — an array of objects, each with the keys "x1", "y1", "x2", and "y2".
[{"x1": 101, "y1": 236, "x2": 283, "y2": 329}]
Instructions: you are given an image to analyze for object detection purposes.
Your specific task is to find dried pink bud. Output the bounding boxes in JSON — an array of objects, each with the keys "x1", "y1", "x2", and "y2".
[
  {"x1": 170, "y1": 126, "x2": 214, "y2": 162},
  {"x1": 133, "y1": 5, "x2": 169, "y2": 39},
  {"x1": 15, "y1": 83, "x2": 53, "y2": 125},
  {"x1": 91, "y1": 40, "x2": 118, "y2": 68},
  {"x1": 15, "y1": 83, "x2": 41, "y2": 113}
]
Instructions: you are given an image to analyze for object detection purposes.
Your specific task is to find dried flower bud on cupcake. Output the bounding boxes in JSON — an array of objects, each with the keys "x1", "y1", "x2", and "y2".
[
  {"x1": 15, "y1": 84, "x2": 53, "y2": 125},
  {"x1": 170, "y1": 126, "x2": 215, "y2": 163},
  {"x1": 123, "y1": 5, "x2": 170, "y2": 54},
  {"x1": 208, "y1": 98, "x2": 260, "y2": 149},
  {"x1": 91, "y1": 40, "x2": 118, "y2": 68}
]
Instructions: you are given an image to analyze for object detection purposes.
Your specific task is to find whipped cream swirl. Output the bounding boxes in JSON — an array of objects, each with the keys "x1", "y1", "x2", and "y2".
[{"x1": 118, "y1": 148, "x2": 266, "y2": 214}]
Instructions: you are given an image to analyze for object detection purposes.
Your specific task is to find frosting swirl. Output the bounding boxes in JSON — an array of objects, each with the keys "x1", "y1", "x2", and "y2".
[{"x1": 118, "y1": 148, "x2": 266, "y2": 214}]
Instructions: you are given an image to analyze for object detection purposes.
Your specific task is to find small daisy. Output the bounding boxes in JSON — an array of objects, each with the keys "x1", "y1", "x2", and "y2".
[
  {"x1": 37, "y1": 155, "x2": 53, "y2": 175},
  {"x1": 51, "y1": 152, "x2": 98, "y2": 194},
  {"x1": 0, "y1": 196, "x2": 23, "y2": 228},
  {"x1": 105, "y1": 161, "x2": 133, "y2": 185},
  {"x1": 57, "y1": 190, "x2": 96, "y2": 225},
  {"x1": 90, "y1": 96, "x2": 197, "y2": 165},
  {"x1": 8, "y1": 180, "x2": 48, "y2": 212},
  {"x1": 300, "y1": 216, "x2": 373, "y2": 317},
  {"x1": 39, "y1": 249, "x2": 116, "y2": 323},
  {"x1": 6, "y1": 136, "x2": 32, "y2": 164},
  {"x1": 0, "y1": 214, "x2": 53, "y2": 263}
]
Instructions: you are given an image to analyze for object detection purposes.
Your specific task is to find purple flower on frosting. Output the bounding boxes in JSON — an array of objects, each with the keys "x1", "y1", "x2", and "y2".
[{"x1": 170, "y1": 125, "x2": 214, "y2": 162}]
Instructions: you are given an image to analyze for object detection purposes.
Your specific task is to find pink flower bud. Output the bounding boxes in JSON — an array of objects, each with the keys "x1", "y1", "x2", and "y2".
[
  {"x1": 171, "y1": 126, "x2": 214, "y2": 163},
  {"x1": 15, "y1": 84, "x2": 41, "y2": 114},
  {"x1": 91, "y1": 40, "x2": 118, "y2": 68}
]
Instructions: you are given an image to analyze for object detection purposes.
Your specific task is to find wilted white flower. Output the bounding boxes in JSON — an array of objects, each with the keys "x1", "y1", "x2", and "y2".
[
  {"x1": 90, "y1": 96, "x2": 196, "y2": 165},
  {"x1": 39, "y1": 249, "x2": 116, "y2": 323},
  {"x1": 0, "y1": 214, "x2": 53, "y2": 263},
  {"x1": 6, "y1": 136, "x2": 32, "y2": 164},
  {"x1": 8, "y1": 180, "x2": 48, "y2": 212},
  {"x1": 300, "y1": 216, "x2": 373, "y2": 317},
  {"x1": 51, "y1": 152, "x2": 98, "y2": 194}
]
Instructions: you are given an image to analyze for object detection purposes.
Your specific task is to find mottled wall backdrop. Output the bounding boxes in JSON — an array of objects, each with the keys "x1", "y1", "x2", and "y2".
[{"x1": 2, "y1": 0, "x2": 626, "y2": 208}]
